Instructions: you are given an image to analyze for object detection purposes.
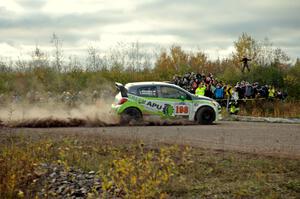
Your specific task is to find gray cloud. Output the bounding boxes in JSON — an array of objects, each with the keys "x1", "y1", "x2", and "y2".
[
  {"x1": 0, "y1": 9, "x2": 129, "y2": 45},
  {"x1": 15, "y1": 0, "x2": 47, "y2": 9},
  {"x1": 131, "y1": 0, "x2": 300, "y2": 58},
  {"x1": 0, "y1": 0, "x2": 299, "y2": 60},
  {"x1": 0, "y1": 28, "x2": 100, "y2": 46},
  {"x1": 0, "y1": 10, "x2": 129, "y2": 29}
]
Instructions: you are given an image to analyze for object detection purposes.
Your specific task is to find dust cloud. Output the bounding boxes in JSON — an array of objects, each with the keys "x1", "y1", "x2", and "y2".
[
  {"x1": 0, "y1": 99, "x2": 119, "y2": 128},
  {"x1": 0, "y1": 93, "x2": 196, "y2": 128}
]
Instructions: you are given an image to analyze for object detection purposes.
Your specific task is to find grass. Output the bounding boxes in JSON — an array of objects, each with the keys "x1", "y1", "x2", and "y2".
[
  {"x1": 0, "y1": 132, "x2": 299, "y2": 198},
  {"x1": 237, "y1": 100, "x2": 300, "y2": 118}
]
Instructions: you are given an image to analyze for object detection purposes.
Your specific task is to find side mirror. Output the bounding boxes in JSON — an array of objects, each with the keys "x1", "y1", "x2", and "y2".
[{"x1": 179, "y1": 95, "x2": 186, "y2": 101}]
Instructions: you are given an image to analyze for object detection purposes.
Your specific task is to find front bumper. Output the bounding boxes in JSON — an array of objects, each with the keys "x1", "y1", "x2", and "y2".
[{"x1": 214, "y1": 102, "x2": 222, "y2": 121}]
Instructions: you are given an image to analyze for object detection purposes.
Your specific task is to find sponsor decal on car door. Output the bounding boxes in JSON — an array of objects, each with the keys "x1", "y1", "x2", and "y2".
[{"x1": 159, "y1": 86, "x2": 192, "y2": 118}]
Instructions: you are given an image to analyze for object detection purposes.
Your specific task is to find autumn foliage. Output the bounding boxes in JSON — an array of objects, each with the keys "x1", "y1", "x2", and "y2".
[{"x1": 0, "y1": 33, "x2": 300, "y2": 99}]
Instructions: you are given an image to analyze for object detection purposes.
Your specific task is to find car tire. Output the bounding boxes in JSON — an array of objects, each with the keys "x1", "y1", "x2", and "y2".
[
  {"x1": 196, "y1": 106, "x2": 215, "y2": 125},
  {"x1": 120, "y1": 107, "x2": 142, "y2": 125}
]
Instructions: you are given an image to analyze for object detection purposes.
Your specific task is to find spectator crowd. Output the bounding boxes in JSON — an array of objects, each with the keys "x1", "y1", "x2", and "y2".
[{"x1": 171, "y1": 72, "x2": 287, "y2": 102}]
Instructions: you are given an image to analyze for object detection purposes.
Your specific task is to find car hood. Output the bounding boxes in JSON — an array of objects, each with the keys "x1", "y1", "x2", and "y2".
[{"x1": 192, "y1": 95, "x2": 213, "y2": 101}]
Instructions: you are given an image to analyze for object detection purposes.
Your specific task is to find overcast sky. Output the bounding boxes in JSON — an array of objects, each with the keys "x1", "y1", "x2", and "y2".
[{"x1": 0, "y1": 0, "x2": 299, "y2": 62}]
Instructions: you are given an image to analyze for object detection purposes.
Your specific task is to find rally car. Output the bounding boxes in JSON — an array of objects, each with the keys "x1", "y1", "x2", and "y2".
[{"x1": 112, "y1": 82, "x2": 221, "y2": 125}]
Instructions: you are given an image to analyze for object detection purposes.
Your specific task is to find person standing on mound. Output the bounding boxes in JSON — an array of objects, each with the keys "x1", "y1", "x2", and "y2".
[{"x1": 241, "y1": 56, "x2": 251, "y2": 72}]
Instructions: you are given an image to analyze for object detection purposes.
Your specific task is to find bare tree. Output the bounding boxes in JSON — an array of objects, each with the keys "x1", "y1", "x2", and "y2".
[
  {"x1": 125, "y1": 41, "x2": 155, "y2": 71},
  {"x1": 68, "y1": 55, "x2": 82, "y2": 71},
  {"x1": 15, "y1": 56, "x2": 27, "y2": 72},
  {"x1": 0, "y1": 57, "x2": 10, "y2": 72},
  {"x1": 86, "y1": 45, "x2": 101, "y2": 71},
  {"x1": 30, "y1": 45, "x2": 49, "y2": 69},
  {"x1": 50, "y1": 33, "x2": 64, "y2": 72},
  {"x1": 127, "y1": 41, "x2": 141, "y2": 70},
  {"x1": 109, "y1": 42, "x2": 126, "y2": 71}
]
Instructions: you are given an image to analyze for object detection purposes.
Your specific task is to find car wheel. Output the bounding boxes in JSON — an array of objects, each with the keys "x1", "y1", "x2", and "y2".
[
  {"x1": 120, "y1": 108, "x2": 142, "y2": 125},
  {"x1": 196, "y1": 107, "x2": 215, "y2": 125}
]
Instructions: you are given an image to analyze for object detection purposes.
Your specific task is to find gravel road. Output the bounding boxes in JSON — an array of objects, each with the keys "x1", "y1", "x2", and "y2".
[{"x1": 1, "y1": 121, "x2": 299, "y2": 157}]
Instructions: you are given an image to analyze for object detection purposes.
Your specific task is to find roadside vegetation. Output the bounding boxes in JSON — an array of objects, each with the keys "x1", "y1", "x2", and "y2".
[
  {"x1": 238, "y1": 100, "x2": 300, "y2": 118},
  {"x1": 1, "y1": 33, "x2": 300, "y2": 118},
  {"x1": 0, "y1": 133, "x2": 299, "y2": 198},
  {"x1": 0, "y1": 33, "x2": 300, "y2": 99}
]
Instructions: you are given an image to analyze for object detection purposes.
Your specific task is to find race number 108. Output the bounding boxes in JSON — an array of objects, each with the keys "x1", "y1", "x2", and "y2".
[{"x1": 176, "y1": 105, "x2": 189, "y2": 114}]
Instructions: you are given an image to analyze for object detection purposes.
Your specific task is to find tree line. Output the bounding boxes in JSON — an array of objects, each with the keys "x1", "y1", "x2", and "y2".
[{"x1": 0, "y1": 33, "x2": 299, "y2": 99}]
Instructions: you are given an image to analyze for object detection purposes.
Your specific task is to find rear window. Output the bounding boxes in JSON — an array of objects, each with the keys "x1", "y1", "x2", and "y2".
[
  {"x1": 127, "y1": 86, "x2": 137, "y2": 95},
  {"x1": 137, "y1": 86, "x2": 157, "y2": 97}
]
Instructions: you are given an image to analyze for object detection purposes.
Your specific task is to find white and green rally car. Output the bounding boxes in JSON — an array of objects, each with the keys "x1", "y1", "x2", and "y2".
[{"x1": 112, "y1": 82, "x2": 221, "y2": 125}]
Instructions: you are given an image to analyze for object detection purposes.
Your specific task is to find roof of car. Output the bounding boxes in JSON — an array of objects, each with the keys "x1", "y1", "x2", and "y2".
[
  {"x1": 125, "y1": 81, "x2": 174, "y2": 87},
  {"x1": 123, "y1": 81, "x2": 213, "y2": 101}
]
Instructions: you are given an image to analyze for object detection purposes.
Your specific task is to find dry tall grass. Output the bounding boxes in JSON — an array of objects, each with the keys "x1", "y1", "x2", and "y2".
[
  {"x1": 0, "y1": 133, "x2": 299, "y2": 198},
  {"x1": 239, "y1": 100, "x2": 300, "y2": 118}
]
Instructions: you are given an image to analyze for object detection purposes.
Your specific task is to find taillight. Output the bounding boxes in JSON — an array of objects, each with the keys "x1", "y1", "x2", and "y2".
[{"x1": 118, "y1": 98, "x2": 128, "y2": 105}]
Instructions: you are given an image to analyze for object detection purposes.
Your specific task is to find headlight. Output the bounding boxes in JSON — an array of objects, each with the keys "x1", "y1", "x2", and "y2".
[
  {"x1": 212, "y1": 100, "x2": 221, "y2": 111},
  {"x1": 211, "y1": 100, "x2": 219, "y2": 107}
]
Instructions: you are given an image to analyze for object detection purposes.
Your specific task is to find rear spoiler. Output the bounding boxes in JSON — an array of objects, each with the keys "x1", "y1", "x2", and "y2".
[{"x1": 115, "y1": 82, "x2": 128, "y2": 97}]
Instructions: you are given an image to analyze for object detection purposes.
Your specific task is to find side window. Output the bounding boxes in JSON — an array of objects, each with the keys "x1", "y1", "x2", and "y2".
[
  {"x1": 127, "y1": 86, "x2": 137, "y2": 95},
  {"x1": 137, "y1": 86, "x2": 157, "y2": 97},
  {"x1": 160, "y1": 86, "x2": 189, "y2": 99}
]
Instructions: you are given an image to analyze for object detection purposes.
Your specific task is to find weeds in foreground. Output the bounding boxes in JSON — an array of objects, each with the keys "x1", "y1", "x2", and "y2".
[
  {"x1": 99, "y1": 144, "x2": 193, "y2": 198},
  {"x1": 0, "y1": 134, "x2": 299, "y2": 198}
]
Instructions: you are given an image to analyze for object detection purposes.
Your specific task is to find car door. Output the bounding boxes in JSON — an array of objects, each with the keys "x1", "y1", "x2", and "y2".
[
  {"x1": 134, "y1": 85, "x2": 167, "y2": 116},
  {"x1": 158, "y1": 85, "x2": 192, "y2": 118}
]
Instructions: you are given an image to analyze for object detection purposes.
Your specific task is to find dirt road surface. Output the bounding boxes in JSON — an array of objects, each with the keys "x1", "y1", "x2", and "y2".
[{"x1": 1, "y1": 121, "x2": 299, "y2": 157}]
